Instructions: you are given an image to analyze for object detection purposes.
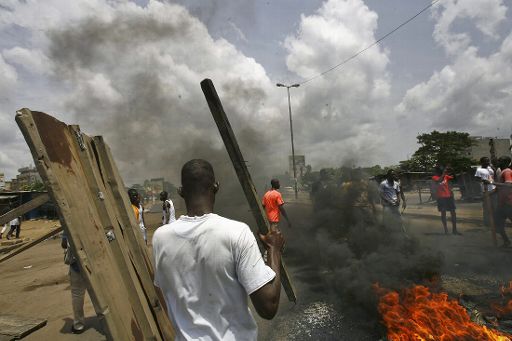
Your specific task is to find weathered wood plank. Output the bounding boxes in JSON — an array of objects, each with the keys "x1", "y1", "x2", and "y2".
[
  {"x1": 0, "y1": 227, "x2": 62, "y2": 264},
  {"x1": 93, "y1": 136, "x2": 175, "y2": 340},
  {"x1": 15, "y1": 109, "x2": 145, "y2": 340},
  {"x1": 0, "y1": 194, "x2": 50, "y2": 226},
  {"x1": 0, "y1": 315, "x2": 47, "y2": 339},
  {"x1": 69, "y1": 127, "x2": 161, "y2": 339},
  {"x1": 200, "y1": 79, "x2": 297, "y2": 303}
]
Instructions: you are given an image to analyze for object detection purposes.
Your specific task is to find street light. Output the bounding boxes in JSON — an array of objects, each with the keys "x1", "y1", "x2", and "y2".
[{"x1": 276, "y1": 82, "x2": 300, "y2": 199}]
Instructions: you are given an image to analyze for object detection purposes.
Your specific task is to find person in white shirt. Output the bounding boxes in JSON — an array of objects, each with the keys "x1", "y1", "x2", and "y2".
[
  {"x1": 6, "y1": 216, "x2": 21, "y2": 240},
  {"x1": 379, "y1": 169, "x2": 406, "y2": 230},
  {"x1": 159, "y1": 191, "x2": 176, "y2": 225},
  {"x1": 475, "y1": 156, "x2": 496, "y2": 228},
  {"x1": 152, "y1": 159, "x2": 284, "y2": 341}
]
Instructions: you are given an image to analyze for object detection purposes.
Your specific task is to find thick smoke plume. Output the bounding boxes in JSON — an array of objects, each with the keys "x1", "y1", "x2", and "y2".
[
  {"x1": 46, "y1": 2, "x2": 284, "y2": 190},
  {"x1": 287, "y1": 173, "x2": 443, "y2": 330}
]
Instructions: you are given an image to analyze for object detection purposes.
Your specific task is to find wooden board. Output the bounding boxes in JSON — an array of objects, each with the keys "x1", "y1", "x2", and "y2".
[
  {"x1": 15, "y1": 109, "x2": 173, "y2": 340},
  {"x1": 0, "y1": 315, "x2": 47, "y2": 340},
  {"x1": 0, "y1": 227, "x2": 62, "y2": 263},
  {"x1": 201, "y1": 79, "x2": 297, "y2": 302},
  {"x1": 0, "y1": 194, "x2": 49, "y2": 226}
]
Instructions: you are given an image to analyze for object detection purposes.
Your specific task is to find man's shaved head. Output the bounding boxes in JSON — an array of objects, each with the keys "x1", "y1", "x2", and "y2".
[{"x1": 181, "y1": 159, "x2": 216, "y2": 195}]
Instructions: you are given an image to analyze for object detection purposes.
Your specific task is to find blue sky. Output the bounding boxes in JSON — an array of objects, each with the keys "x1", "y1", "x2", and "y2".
[{"x1": 0, "y1": 0, "x2": 511, "y2": 183}]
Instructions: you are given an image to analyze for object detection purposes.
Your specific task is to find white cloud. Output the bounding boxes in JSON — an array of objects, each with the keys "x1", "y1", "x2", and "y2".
[
  {"x1": 283, "y1": 0, "x2": 391, "y2": 166},
  {"x1": 432, "y1": 0, "x2": 507, "y2": 55},
  {"x1": 0, "y1": 54, "x2": 17, "y2": 93},
  {"x1": 3, "y1": 47, "x2": 50, "y2": 74},
  {"x1": 398, "y1": 1, "x2": 512, "y2": 137}
]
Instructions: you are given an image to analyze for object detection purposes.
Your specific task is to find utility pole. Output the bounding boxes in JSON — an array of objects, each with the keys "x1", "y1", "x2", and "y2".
[{"x1": 276, "y1": 83, "x2": 300, "y2": 199}]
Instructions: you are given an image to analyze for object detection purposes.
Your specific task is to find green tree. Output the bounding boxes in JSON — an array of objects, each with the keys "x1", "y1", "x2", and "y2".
[{"x1": 400, "y1": 131, "x2": 475, "y2": 173}]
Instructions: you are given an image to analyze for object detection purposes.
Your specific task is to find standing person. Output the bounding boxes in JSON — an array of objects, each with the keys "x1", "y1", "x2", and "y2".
[
  {"x1": 432, "y1": 166, "x2": 461, "y2": 235},
  {"x1": 152, "y1": 159, "x2": 285, "y2": 340},
  {"x1": 475, "y1": 156, "x2": 496, "y2": 227},
  {"x1": 379, "y1": 170, "x2": 406, "y2": 229},
  {"x1": 61, "y1": 232, "x2": 88, "y2": 334},
  {"x1": 6, "y1": 216, "x2": 21, "y2": 239},
  {"x1": 128, "y1": 189, "x2": 147, "y2": 244},
  {"x1": 160, "y1": 191, "x2": 176, "y2": 225},
  {"x1": 495, "y1": 156, "x2": 512, "y2": 247},
  {"x1": 262, "y1": 179, "x2": 292, "y2": 231}
]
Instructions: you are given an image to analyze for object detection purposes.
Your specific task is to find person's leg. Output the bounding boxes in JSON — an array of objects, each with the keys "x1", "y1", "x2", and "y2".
[
  {"x1": 440, "y1": 210, "x2": 448, "y2": 234},
  {"x1": 495, "y1": 207, "x2": 510, "y2": 246},
  {"x1": 6, "y1": 225, "x2": 15, "y2": 239},
  {"x1": 15, "y1": 225, "x2": 20, "y2": 239},
  {"x1": 450, "y1": 210, "x2": 460, "y2": 234},
  {"x1": 69, "y1": 267, "x2": 87, "y2": 333},
  {"x1": 483, "y1": 200, "x2": 490, "y2": 228}
]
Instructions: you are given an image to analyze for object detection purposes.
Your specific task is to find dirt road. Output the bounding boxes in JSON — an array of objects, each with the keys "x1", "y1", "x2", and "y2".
[{"x1": 1, "y1": 192, "x2": 510, "y2": 340}]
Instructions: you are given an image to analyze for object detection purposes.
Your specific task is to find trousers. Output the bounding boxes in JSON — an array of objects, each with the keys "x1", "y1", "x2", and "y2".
[{"x1": 69, "y1": 267, "x2": 87, "y2": 326}]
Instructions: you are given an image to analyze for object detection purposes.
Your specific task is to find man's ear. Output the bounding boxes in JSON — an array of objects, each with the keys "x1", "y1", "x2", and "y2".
[
  {"x1": 177, "y1": 187, "x2": 184, "y2": 198},
  {"x1": 213, "y1": 181, "x2": 220, "y2": 194}
]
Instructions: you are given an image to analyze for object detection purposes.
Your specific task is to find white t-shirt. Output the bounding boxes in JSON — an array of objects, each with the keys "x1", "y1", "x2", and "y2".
[
  {"x1": 379, "y1": 180, "x2": 401, "y2": 206},
  {"x1": 10, "y1": 217, "x2": 20, "y2": 226},
  {"x1": 152, "y1": 213, "x2": 275, "y2": 341},
  {"x1": 162, "y1": 199, "x2": 176, "y2": 225},
  {"x1": 475, "y1": 166, "x2": 496, "y2": 192}
]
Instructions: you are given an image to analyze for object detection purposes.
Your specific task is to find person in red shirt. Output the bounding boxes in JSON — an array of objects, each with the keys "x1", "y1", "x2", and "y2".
[
  {"x1": 262, "y1": 179, "x2": 292, "y2": 231},
  {"x1": 432, "y1": 166, "x2": 461, "y2": 235},
  {"x1": 495, "y1": 156, "x2": 512, "y2": 247}
]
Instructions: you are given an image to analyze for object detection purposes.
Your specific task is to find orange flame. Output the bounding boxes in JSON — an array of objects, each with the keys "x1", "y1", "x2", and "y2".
[
  {"x1": 375, "y1": 284, "x2": 511, "y2": 341},
  {"x1": 493, "y1": 281, "x2": 512, "y2": 318}
]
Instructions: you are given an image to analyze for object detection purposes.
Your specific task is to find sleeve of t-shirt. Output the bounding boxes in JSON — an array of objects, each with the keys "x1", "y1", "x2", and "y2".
[
  {"x1": 234, "y1": 225, "x2": 276, "y2": 295},
  {"x1": 475, "y1": 169, "x2": 482, "y2": 178},
  {"x1": 503, "y1": 170, "x2": 512, "y2": 183},
  {"x1": 276, "y1": 192, "x2": 284, "y2": 206},
  {"x1": 152, "y1": 237, "x2": 161, "y2": 288}
]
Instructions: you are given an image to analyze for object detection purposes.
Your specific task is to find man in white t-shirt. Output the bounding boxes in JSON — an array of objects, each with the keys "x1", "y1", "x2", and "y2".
[
  {"x1": 379, "y1": 169, "x2": 406, "y2": 230},
  {"x1": 159, "y1": 191, "x2": 176, "y2": 225},
  {"x1": 152, "y1": 159, "x2": 284, "y2": 341},
  {"x1": 475, "y1": 156, "x2": 496, "y2": 227}
]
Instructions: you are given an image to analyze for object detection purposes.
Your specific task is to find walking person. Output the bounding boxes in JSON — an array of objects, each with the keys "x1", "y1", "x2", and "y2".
[
  {"x1": 432, "y1": 166, "x2": 461, "y2": 235},
  {"x1": 475, "y1": 156, "x2": 496, "y2": 228},
  {"x1": 61, "y1": 232, "x2": 88, "y2": 334},
  {"x1": 379, "y1": 170, "x2": 406, "y2": 230},
  {"x1": 6, "y1": 216, "x2": 21, "y2": 239},
  {"x1": 495, "y1": 156, "x2": 512, "y2": 247},
  {"x1": 152, "y1": 159, "x2": 285, "y2": 340},
  {"x1": 160, "y1": 191, "x2": 176, "y2": 225},
  {"x1": 128, "y1": 189, "x2": 147, "y2": 244},
  {"x1": 262, "y1": 179, "x2": 292, "y2": 231}
]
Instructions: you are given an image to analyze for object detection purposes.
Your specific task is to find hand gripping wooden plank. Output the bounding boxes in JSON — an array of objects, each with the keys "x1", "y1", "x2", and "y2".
[{"x1": 201, "y1": 79, "x2": 297, "y2": 303}]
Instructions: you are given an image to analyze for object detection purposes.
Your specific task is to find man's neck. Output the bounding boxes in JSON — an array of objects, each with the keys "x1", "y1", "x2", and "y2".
[{"x1": 185, "y1": 196, "x2": 214, "y2": 217}]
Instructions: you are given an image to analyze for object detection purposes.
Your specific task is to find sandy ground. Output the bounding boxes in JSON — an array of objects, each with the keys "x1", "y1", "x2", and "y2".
[{"x1": 1, "y1": 191, "x2": 511, "y2": 340}]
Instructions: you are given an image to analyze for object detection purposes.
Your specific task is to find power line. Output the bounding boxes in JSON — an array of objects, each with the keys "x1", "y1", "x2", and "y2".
[{"x1": 299, "y1": 0, "x2": 441, "y2": 86}]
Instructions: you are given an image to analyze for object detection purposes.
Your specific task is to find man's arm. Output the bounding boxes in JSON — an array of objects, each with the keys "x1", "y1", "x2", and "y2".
[
  {"x1": 399, "y1": 188, "x2": 406, "y2": 209},
  {"x1": 250, "y1": 230, "x2": 284, "y2": 320},
  {"x1": 278, "y1": 205, "x2": 292, "y2": 228}
]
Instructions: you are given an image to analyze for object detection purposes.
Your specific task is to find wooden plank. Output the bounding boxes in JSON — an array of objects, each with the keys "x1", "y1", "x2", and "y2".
[
  {"x1": 0, "y1": 194, "x2": 49, "y2": 226},
  {"x1": 0, "y1": 315, "x2": 47, "y2": 339},
  {"x1": 200, "y1": 79, "x2": 297, "y2": 303},
  {"x1": 15, "y1": 109, "x2": 147, "y2": 341},
  {"x1": 93, "y1": 136, "x2": 175, "y2": 340},
  {"x1": 68, "y1": 126, "x2": 162, "y2": 340},
  {"x1": 0, "y1": 227, "x2": 62, "y2": 264}
]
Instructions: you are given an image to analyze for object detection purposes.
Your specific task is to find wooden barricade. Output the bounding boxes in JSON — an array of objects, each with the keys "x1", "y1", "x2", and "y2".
[{"x1": 15, "y1": 109, "x2": 174, "y2": 341}]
